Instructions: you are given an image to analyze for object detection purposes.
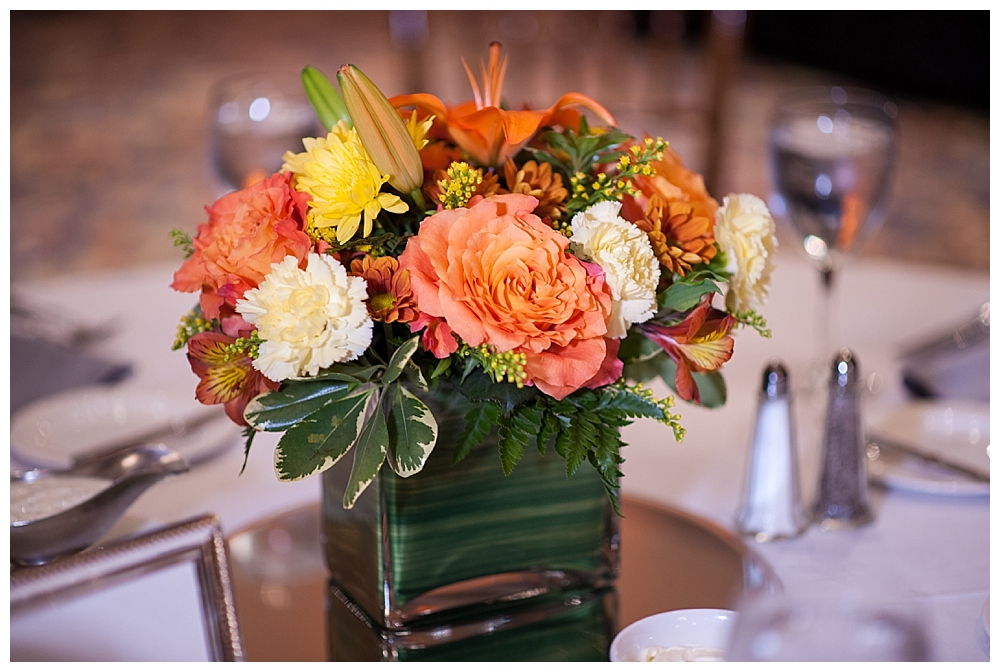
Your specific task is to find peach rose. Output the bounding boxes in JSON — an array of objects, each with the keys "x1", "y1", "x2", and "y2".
[
  {"x1": 399, "y1": 194, "x2": 615, "y2": 400},
  {"x1": 172, "y1": 172, "x2": 312, "y2": 320}
]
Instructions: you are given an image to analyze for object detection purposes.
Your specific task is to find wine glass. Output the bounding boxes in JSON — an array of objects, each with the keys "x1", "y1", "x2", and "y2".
[
  {"x1": 769, "y1": 86, "x2": 898, "y2": 390},
  {"x1": 210, "y1": 71, "x2": 321, "y2": 194},
  {"x1": 727, "y1": 593, "x2": 930, "y2": 662}
]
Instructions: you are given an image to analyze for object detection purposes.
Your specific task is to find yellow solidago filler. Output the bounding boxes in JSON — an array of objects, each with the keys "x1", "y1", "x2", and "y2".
[
  {"x1": 172, "y1": 307, "x2": 217, "y2": 350},
  {"x1": 458, "y1": 342, "x2": 528, "y2": 387},
  {"x1": 438, "y1": 162, "x2": 483, "y2": 209},
  {"x1": 613, "y1": 380, "x2": 686, "y2": 443},
  {"x1": 282, "y1": 121, "x2": 408, "y2": 245},
  {"x1": 223, "y1": 333, "x2": 263, "y2": 362}
]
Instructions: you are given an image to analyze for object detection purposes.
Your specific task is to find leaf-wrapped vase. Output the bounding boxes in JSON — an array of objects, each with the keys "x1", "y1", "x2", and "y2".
[{"x1": 321, "y1": 385, "x2": 620, "y2": 660}]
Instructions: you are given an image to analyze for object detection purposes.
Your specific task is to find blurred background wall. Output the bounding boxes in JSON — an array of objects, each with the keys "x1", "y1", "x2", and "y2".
[{"x1": 9, "y1": 10, "x2": 989, "y2": 281}]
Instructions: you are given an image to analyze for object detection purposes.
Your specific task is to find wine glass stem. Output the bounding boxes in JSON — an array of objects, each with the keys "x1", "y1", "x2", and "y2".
[{"x1": 818, "y1": 264, "x2": 835, "y2": 373}]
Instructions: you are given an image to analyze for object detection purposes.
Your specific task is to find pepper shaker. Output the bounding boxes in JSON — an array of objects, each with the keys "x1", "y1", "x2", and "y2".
[
  {"x1": 812, "y1": 349, "x2": 874, "y2": 529},
  {"x1": 736, "y1": 361, "x2": 807, "y2": 541}
]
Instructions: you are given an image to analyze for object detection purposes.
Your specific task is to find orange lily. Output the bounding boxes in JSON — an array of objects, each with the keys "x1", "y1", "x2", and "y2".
[
  {"x1": 639, "y1": 296, "x2": 736, "y2": 404},
  {"x1": 390, "y1": 42, "x2": 617, "y2": 168}
]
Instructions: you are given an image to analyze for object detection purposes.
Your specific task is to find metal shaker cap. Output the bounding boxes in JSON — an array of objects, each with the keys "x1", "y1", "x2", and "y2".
[
  {"x1": 761, "y1": 361, "x2": 789, "y2": 398},
  {"x1": 830, "y1": 348, "x2": 860, "y2": 388}
]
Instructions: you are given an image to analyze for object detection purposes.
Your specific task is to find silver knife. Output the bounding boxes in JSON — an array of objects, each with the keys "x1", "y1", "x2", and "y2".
[
  {"x1": 70, "y1": 407, "x2": 228, "y2": 467},
  {"x1": 868, "y1": 433, "x2": 990, "y2": 483}
]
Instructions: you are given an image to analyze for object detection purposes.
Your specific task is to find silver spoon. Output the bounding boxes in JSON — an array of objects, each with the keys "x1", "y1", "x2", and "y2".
[{"x1": 10, "y1": 444, "x2": 189, "y2": 566}]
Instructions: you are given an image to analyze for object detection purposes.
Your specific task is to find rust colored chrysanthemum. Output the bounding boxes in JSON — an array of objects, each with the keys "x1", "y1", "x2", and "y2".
[
  {"x1": 501, "y1": 158, "x2": 568, "y2": 222},
  {"x1": 636, "y1": 195, "x2": 717, "y2": 277},
  {"x1": 350, "y1": 254, "x2": 418, "y2": 323}
]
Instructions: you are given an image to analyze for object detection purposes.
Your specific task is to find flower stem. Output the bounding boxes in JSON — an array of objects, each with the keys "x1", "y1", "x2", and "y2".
[{"x1": 410, "y1": 188, "x2": 427, "y2": 213}]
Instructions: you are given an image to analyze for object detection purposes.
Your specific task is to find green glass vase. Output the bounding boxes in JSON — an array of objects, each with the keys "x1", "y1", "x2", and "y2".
[{"x1": 320, "y1": 386, "x2": 620, "y2": 658}]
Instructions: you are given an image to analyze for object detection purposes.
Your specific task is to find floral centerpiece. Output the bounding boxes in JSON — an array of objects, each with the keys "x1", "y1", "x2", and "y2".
[{"x1": 170, "y1": 43, "x2": 776, "y2": 517}]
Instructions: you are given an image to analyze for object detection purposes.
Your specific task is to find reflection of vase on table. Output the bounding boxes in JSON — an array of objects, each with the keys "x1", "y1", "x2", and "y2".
[{"x1": 322, "y1": 389, "x2": 619, "y2": 661}]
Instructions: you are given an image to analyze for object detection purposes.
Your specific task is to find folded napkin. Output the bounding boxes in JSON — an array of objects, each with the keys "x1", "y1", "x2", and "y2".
[{"x1": 10, "y1": 333, "x2": 133, "y2": 414}]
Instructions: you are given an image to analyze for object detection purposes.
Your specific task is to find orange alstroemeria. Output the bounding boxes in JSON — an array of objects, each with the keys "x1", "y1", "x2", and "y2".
[
  {"x1": 187, "y1": 332, "x2": 278, "y2": 426},
  {"x1": 639, "y1": 296, "x2": 736, "y2": 404},
  {"x1": 390, "y1": 42, "x2": 617, "y2": 168}
]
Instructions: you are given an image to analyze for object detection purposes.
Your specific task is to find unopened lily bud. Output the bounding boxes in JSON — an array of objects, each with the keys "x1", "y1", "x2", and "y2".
[{"x1": 337, "y1": 64, "x2": 423, "y2": 196}]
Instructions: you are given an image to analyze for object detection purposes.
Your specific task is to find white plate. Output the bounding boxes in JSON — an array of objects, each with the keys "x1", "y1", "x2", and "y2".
[
  {"x1": 11, "y1": 386, "x2": 239, "y2": 469},
  {"x1": 609, "y1": 609, "x2": 737, "y2": 662},
  {"x1": 869, "y1": 400, "x2": 990, "y2": 496}
]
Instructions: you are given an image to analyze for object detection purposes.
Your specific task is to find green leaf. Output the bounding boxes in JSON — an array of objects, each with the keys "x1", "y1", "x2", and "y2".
[
  {"x1": 622, "y1": 349, "x2": 675, "y2": 386},
  {"x1": 692, "y1": 371, "x2": 727, "y2": 408},
  {"x1": 536, "y1": 411, "x2": 560, "y2": 456},
  {"x1": 496, "y1": 405, "x2": 542, "y2": 475},
  {"x1": 599, "y1": 386, "x2": 666, "y2": 420},
  {"x1": 533, "y1": 124, "x2": 632, "y2": 178},
  {"x1": 386, "y1": 385, "x2": 438, "y2": 477},
  {"x1": 497, "y1": 421, "x2": 526, "y2": 476},
  {"x1": 430, "y1": 357, "x2": 452, "y2": 381},
  {"x1": 238, "y1": 426, "x2": 257, "y2": 475},
  {"x1": 454, "y1": 402, "x2": 498, "y2": 464},
  {"x1": 681, "y1": 248, "x2": 730, "y2": 285},
  {"x1": 343, "y1": 390, "x2": 390, "y2": 508},
  {"x1": 302, "y1": 65, "x2": 350, "y2": 132},
  {"x1": 598, "y1": 470, "x2": 623, "y2": 517},
  {"x1": 169, "y1": 229, "x2": 194, "y2": 259},
  {"x1": 659, "y1": 279, "x2": 721, "y2": 312},
  {"x1": 383, "y1": 336, "x2": 419, "y2": 385},
  {"x1": 273, "y1": 388, "x2": 374, "y2": 480},
  {"x1": 404, "y1": 361, "x2": 429, "y2": 390},
  {"x1": 618, "y1": 330, "x2": 662, "y2": 364},
  {"x1": 552, "y1": 412, "x2": 572, "y2": 459},
  {"x1": 244, "y1": 380, "x2": 356, "y2": 431},
  {"x1": 565, "y1": 416, "x2": 591, "y2": 477},
  {"x1": 623, "y1": 351, "x2": 726, "y2": 408},
  {"x1": 299, "y1": 364, "x2": 383, "y2": 384},
  {"x1": 460, "y1": 369, "x2": 538, "y2": 415}
]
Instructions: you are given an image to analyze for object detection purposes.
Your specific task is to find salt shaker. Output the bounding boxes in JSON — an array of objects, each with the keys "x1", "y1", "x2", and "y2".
[
  {"x1": 812, "y1": 349, "x2": 874, "y2": 529},
  {"x1": 736, "y1": 361, "x2": 807, "y2": 541}
]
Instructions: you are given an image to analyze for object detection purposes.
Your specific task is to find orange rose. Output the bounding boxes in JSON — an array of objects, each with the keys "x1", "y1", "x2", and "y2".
[
  {"x1": 399, "y1": 194, "x2": 615, "y2": 400},
  {"x1": 172, "y1": 172, "x2": 312, "y2": 320}
]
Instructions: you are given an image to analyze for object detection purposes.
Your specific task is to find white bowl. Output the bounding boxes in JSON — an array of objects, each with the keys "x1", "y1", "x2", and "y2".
[{"x1": 609, "y1": 609, "x2": 738, "y2": 662}]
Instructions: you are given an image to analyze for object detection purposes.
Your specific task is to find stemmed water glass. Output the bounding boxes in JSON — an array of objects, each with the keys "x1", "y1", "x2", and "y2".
[
  {"x1": 727, "y1": 593, "x2": 930, "y2": 661},
  {"x1": 210, "y1": 72, "x2": 321, "y2": 194},
  {"x1": 769, "y1": 86, "x2": 898, "y2": 390}
]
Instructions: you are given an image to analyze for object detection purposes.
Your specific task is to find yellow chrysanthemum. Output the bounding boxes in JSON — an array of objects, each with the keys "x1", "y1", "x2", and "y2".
[
  {"x1": 282, "y1": 121, "x2": 408, "y2": 245},
  {"x1": 406, "y1": 111, "x2": 434, "y2": 152}
]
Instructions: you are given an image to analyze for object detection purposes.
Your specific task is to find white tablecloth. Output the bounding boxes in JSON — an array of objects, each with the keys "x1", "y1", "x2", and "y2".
[{"x1": 9, "y1": 248, "x2": 991, "y2": 661}]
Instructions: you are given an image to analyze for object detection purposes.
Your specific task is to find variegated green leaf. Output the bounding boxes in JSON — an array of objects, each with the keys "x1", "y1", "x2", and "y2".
[
  {"x1": 382, "y1": 336, "x2": 419, "y2": 386},
  {"x1": 404, "y1": 361, "x2": 428, "y2": 390},
  {"x1": 386, "y1": 385, "x2": 437, "y2": 477},
  {"x1": 244, "y1": 380, "x2": 355, "y2": 431},
  {"x1": 343, "y1": 389, "x2": 389, "y2": 508},
  {"x1": 273, "y1": 388, "x2": 374, "y2": 481}
]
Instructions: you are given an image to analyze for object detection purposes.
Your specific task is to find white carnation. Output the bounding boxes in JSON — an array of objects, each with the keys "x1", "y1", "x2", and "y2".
[
  {"x1": 236, "y1": 253, "x2": 373, "y2": 382},
  {"x1": 715, "y1": 193, "x2": 778, "y2": 313},
  {"x1": 570, "y1": 201, "x2": 660, "y2": 339}
]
